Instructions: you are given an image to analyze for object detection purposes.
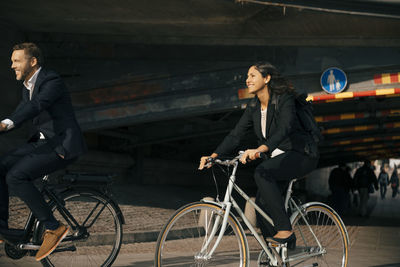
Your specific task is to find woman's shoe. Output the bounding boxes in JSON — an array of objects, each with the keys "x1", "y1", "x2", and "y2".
[{"x1": 266, "y1": 233, "x2": 296, "y2": 250}]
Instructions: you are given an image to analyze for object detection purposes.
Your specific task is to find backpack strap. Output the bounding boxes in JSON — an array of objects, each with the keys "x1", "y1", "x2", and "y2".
[{"x1": 271, "y1": 94, "x2": 279, "y2": 112}]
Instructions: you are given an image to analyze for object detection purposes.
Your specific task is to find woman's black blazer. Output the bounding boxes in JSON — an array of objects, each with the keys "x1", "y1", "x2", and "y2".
[{"x1": 214, "y1": 92, "x2": 310, "y2": 157}]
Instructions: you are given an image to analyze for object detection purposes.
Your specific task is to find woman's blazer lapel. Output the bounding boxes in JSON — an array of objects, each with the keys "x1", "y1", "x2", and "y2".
[
  {"x1": 252, "y1": 100, "x2": 263, "y2": 140},
  {"x1": 265, "y1": 96, "x2": 276, "y2": 137}
]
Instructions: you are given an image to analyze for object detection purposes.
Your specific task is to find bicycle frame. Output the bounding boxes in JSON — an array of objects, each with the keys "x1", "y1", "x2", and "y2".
[
  {"x1": 6, "y1": 186, "x2": 78, "y2": 251},
  {"x1": 201, "y1": 157, "x2": 329, "y2": 265}
]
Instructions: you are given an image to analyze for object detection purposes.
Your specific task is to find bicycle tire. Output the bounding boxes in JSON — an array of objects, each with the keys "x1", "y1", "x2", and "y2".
[
  {"x1": 39, "y1": 188, "x2": 123, "y2": 267},
  {"x1": 290, "y1": 203, "x2": 349, "y2": 267},
  {"x1": 155, "y1": 201, "x2": 249, "y2": 267}
]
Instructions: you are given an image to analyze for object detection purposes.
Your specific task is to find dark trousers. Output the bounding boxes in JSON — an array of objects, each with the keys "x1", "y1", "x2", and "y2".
[
  {"x1": 331, "y1": 188, "x2": 350, "y2": 216},
  {"x1": 380, "y1": 184, "x2": 387, "y2": 199},
  {"x1": 392, "y1": 187, "x2": 398, "y2": 198},
  {"x1": 254, "y1": 151, "x2": 318, "y2": 237},
  {"x1": 0, "y1": 140, "x2": 74, "y2": 228}
]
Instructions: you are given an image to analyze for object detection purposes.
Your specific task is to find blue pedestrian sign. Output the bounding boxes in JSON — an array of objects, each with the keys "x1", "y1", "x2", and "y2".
[{"x1": 320, "y1": 67, "x2": 347, "y2": 94}]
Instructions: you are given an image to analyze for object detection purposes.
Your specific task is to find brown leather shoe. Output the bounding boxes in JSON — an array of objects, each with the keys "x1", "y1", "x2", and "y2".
[{"x1": 35, "y1": 224, "x2": 69, "y2": 261}]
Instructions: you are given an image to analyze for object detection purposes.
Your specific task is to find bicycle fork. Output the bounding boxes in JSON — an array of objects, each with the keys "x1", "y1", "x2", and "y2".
[
  {"x1": 196, "y1": 202, "x2": 233, "y2": 261},
  {"x1": 197, "y1": 164, "x2": 238, "y2": 262}
]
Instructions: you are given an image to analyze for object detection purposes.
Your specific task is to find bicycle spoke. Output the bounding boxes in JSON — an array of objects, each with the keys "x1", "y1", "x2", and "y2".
[
  {"x1": 82, "y1": 201, "x2": 107, "y2": 228},
  {"x1": 40, "y1": 189, "x2": 122, "y2": 267},
  {"x1": 155, "y1": 202, "x2": 247, "y2": 267},
  {"x1": 291, "y1": 204, "x2": 348, "y2": 267}
]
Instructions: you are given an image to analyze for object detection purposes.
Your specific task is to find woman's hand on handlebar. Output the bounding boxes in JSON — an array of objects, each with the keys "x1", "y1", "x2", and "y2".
[
  {"x1": 239, "y1": 149, "x2": 261, "y2": 164},
  {"x1": 240, "y1": 145, "x2": 269, "y2": 164},
  {"x1": 198, "y1": 153, "x2": 218, "y2": 170}
]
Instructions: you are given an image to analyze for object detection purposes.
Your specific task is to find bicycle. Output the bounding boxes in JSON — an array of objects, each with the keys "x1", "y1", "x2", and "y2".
[
  {"x1": 155, "y1": 152, "x2": 349, "y2": 266},
  {"x1": 0, "y1": 172, "x2": 124, "y2": 267}
]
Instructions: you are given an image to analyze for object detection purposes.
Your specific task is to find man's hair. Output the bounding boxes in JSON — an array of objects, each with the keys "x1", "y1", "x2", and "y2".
[{"x1": 12, "y1": 42, "x2": 44, "y2": 66}]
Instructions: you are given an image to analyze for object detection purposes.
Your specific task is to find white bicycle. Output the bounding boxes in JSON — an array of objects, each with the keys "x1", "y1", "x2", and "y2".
[{"x1": 155, "y1": 152, "x2": 349, "y2": 267}]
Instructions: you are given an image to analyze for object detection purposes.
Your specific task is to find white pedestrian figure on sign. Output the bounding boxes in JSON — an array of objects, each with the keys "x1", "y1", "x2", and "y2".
[
  {"x1": 327, "y1": 70, "x2": 336, "y2": 92},
  {"x1": 336, "y1": 79, "x2": 341, "y2": 91}
]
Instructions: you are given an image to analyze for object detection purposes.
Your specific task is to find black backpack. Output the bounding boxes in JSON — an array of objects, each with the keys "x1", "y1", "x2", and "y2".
[
  {"x1": 272, "y1": 93, "x2": 323, "y2": 157},
  {"x1": 294, "y1": 93, "x2": 324, "y2": 144}
]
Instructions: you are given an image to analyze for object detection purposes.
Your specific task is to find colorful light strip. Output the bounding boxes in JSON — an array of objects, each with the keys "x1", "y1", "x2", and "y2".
[
  {"x1": 306, "y1": 88, "x2": 400, "y2": 102},
  {"x1": 374, "y1": 72, "x2": 400, "y2": 85}
]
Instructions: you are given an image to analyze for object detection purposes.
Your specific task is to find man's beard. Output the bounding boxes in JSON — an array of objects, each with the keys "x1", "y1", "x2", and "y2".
[{"x1": 17, "y1": 66, "x2": 33, "y2": 81}]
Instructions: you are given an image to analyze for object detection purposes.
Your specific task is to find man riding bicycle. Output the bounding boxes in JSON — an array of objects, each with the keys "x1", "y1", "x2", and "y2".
[{"x1": 0, "y1": 42, "x2": 86, "y2": 261}]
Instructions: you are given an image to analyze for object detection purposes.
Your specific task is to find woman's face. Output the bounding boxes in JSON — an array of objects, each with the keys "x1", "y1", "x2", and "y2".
[{"x1": 246, "y1": 66, "x2": 269, "y2": 94}]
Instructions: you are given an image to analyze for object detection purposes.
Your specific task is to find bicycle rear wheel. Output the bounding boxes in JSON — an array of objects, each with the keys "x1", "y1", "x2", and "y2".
[
  {"x1": 40, "y1": 188, "x2": 123, "y2": 267},
  {"x1": 155, "y1": 201, "x2": 249, "y2": 267},
  {"x1": 290, "y1": 203, "x2": 349, "y2": 267}
]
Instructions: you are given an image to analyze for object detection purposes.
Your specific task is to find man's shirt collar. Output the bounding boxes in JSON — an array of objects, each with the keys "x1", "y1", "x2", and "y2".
[{"x1": 23, "y1": 67, "x2": 42, "y2": 91}]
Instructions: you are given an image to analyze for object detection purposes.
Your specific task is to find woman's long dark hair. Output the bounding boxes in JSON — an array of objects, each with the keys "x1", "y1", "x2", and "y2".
[{"x1": 253, "y1": 62, "x2": 295, "y2": 96}]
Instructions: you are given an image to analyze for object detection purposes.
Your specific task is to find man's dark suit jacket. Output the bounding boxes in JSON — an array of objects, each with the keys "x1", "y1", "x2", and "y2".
[
  {"x1": 9, "y1": 68, "x2": 87, "y2": 160},
  {"x1": 215, "y1": 92, "x2": 310, "y2": 157}
]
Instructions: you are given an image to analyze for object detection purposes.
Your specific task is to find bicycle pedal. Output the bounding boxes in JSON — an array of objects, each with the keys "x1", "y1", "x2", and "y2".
[
  {"x1": 268, "y1": 242, "x2": 279, "y2": 248},
  {"x1": 18, "y1": 243, "x2": 40, "y2": 250},
  {"x1": 268, "y1": 241, "x2": 285, "y2": 248}
]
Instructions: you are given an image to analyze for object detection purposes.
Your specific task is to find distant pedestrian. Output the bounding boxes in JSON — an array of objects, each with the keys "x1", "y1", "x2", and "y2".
[
  {"x1": 378, "y1": 166, "x2": 389, "y2": 200},
  {"x1": 390, "y1": 166, "x2": 399, "y2": 198},
  {"x1": 354, "y1": 160, "x2": 378, "y2": 217},
  {"x1": 329, "y1": 163, "x2": 353, "y2": 215}
]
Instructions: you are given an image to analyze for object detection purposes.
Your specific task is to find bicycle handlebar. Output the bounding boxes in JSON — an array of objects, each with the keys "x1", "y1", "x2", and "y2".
[
  {"x1": 206, "y1": 150, "x2": 269, "y2": 168},
  {"x1": 206, "y1": 151, "x2": 250, "y2": 167}
]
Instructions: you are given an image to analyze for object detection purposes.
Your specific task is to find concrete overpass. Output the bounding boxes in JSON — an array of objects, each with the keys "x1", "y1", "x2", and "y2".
[{"x1": 0, "y1": 0, "x2": 400, "y2": 181}]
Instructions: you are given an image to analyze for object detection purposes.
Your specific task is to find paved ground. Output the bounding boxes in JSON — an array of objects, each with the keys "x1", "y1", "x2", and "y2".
[{"x1": 1, "y1": 183, "x2": 400, "y2": 266}]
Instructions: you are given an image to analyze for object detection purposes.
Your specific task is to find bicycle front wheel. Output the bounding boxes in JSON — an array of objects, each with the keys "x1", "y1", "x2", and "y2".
[
  {"x1": 40, "y1": 188, "x2": 123, "y2": 267},
  {"x1": 291, "y1": 203, "x2": 349, "y2": 267},
  {"x1": 155, "y1": 201, "x2": 249, "y2": 267}
]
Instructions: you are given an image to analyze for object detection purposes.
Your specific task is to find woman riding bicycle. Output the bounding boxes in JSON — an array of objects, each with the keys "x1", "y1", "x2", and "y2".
[{"x1": 199, "y1": 62, "x2": 319, "y2": 248}]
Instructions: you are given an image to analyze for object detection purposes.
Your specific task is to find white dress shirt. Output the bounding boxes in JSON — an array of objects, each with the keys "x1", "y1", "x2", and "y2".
[
  {"x1": 24, "y1": 67, "x2": 42, "y2": 100},
  {"x1": 1, "y1": 67, "x2": 42, "y2": 131}
]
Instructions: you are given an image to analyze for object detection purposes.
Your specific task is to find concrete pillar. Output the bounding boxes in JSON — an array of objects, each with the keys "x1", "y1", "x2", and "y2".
[{"x1": 132, "y1": 147, "x2": 144, "y2": 184}]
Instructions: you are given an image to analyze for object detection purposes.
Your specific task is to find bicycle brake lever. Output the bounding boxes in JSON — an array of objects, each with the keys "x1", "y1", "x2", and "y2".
[{"x1": 204, "y1": 157, "x2": 215, "y2": 168}]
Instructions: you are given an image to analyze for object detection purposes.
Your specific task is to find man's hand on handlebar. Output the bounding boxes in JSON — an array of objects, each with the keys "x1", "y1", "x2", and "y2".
[{"x1": 198, "y1": 153, "x2": 218, "y2": 170}]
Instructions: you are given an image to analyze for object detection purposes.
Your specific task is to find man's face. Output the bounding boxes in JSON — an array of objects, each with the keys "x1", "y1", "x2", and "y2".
[{"x1": 11, "y1": 49, "x2": 34, "y2": 81}]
